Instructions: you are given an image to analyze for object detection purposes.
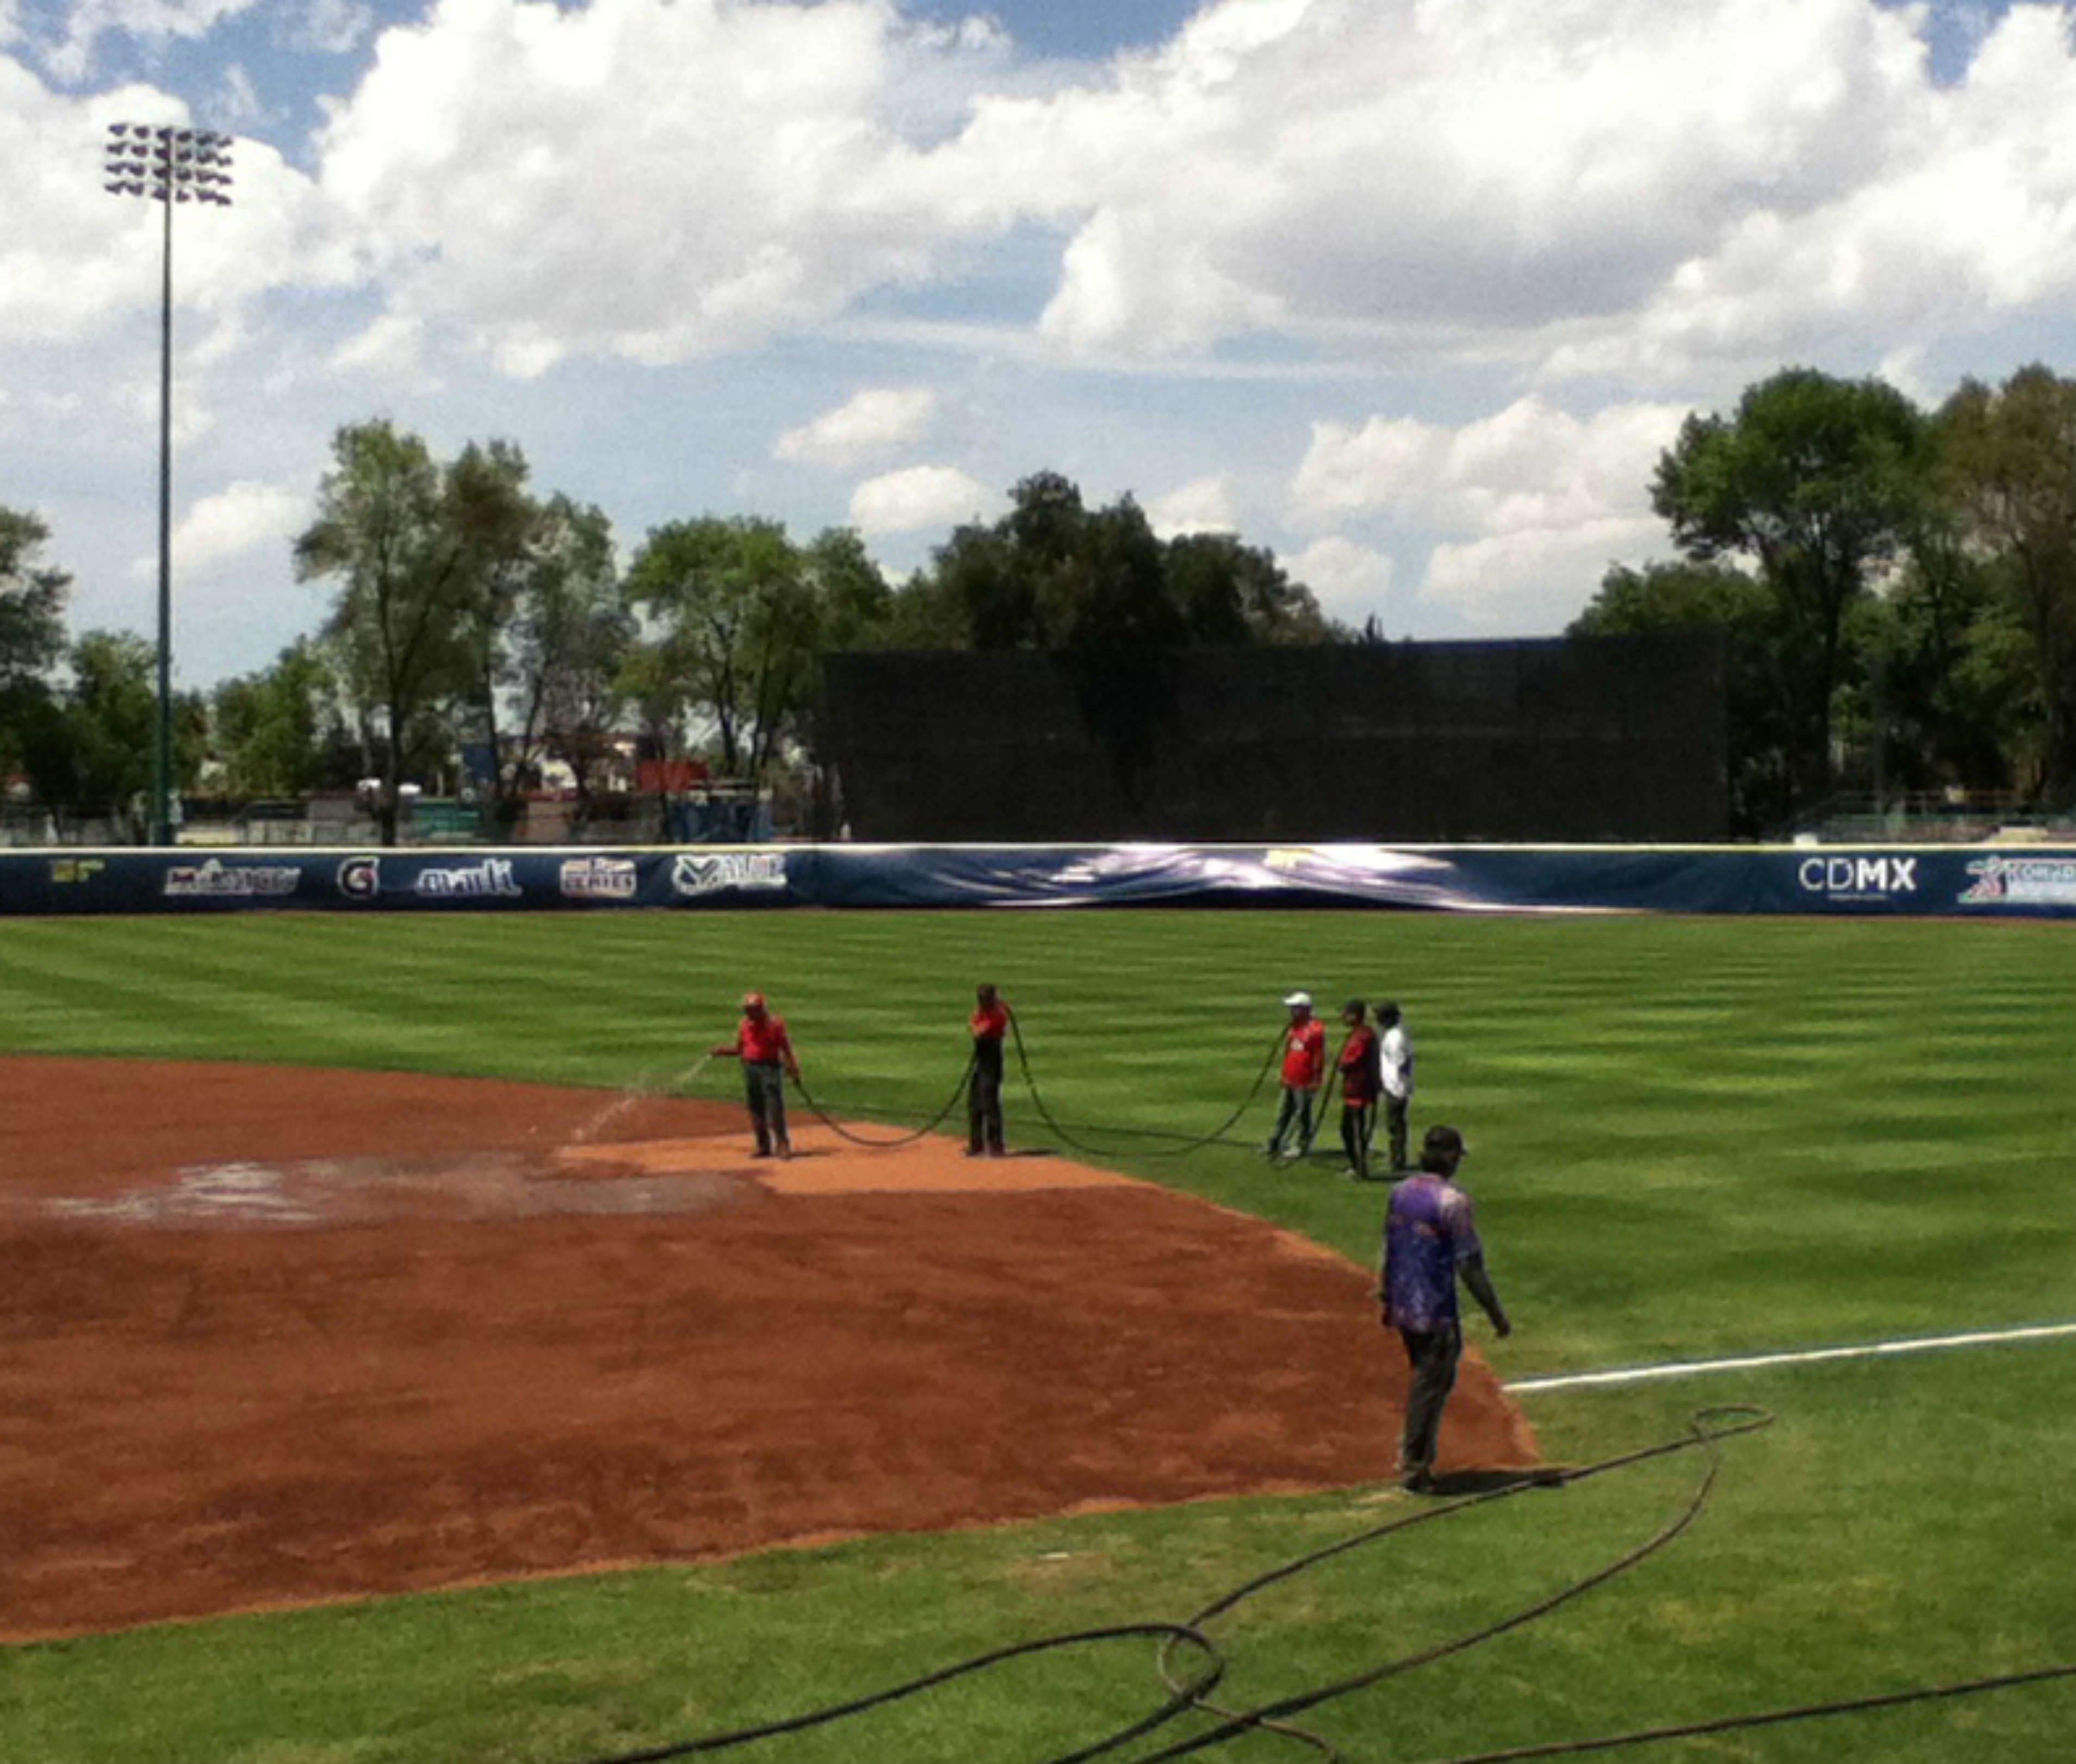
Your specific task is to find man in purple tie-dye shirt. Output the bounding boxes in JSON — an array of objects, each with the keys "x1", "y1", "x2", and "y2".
[{"x1": 1379, "y1": 1123, "x2": 1512, "y2": 1492}]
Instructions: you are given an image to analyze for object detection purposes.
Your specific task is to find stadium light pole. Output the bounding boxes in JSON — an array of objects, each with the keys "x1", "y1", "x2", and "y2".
[{"x1": 102, "y1": 122, "x2": 235, "y2": 847}]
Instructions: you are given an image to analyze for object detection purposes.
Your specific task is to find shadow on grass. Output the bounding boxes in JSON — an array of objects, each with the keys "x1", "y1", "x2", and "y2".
[{"x1": 1423, "y1": 1467, "x2": 1570, "y2": 1496}]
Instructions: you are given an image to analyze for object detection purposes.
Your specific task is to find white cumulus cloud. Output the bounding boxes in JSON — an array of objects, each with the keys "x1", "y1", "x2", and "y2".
[
  {"x1": 1540, "y1": 5, "x2": 2076, "y2": 385},
  {"x1": 774, "y1": 386, "x2": 939, "y2": 468},
  {"x1": 1145, "y1": 473, "x2": 1238, "y2": 538},
  {"x1": 0, "y1": 63, "x2": 361, "y2": 346},
  {"x1": 1290, "y1": 394, "x2": 1687, "y2": 629},
  {"x1": 312, "y1": 0, "x2": 1019, "y2": 376},
  {"x1": 1284, "y1": 535, "x2": 1393, "y2": 622},
  {"x1": 326, "y1": 311, "x2": 429, "y2": 381},
  {"x1": 285, "y1": 0, "x2": 375, "y2": 57},
  {"x1": 1422, "y1": 514, "x2": 1663, "y2": 628},
  {"x1": 1292, "y1": 395, "x2": 1686, "y2": 531},
  {"x1": 165, "y1": 478, "x2": 305, "y2": 575},
  {"x1": 848, "y1": 463, "x2": 993, "y2": 535},
  {"x1": 35, "y1": 0, "x2": 263, "y2": 82},
  {"x1": 40, "y1": 0, "x2": 2071, "y2": 394},
  {"x1": 923, "y1": 0, "x2": 2076, "y2": 383}
]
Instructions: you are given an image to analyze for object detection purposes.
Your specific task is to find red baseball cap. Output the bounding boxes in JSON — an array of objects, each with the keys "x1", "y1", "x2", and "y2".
[{"x1": 743, "y1": 991, "x2": 766, "y2": 1010}]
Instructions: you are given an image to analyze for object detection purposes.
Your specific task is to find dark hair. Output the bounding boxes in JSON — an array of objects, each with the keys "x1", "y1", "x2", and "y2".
[
  {"x1": 1378, "y1": 1002, "x2": 1402, "y2": 1027},
  {"x1": 1342, "y1": 998, "x2": 1366, "y2": 1020},
  {"x1": 1420, "y1": 1123, "x2": 1465, "y2": 1172}
]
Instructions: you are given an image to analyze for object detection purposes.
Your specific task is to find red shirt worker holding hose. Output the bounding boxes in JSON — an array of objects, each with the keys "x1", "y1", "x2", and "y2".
[
  {"x1": 1263, "y1": 991, "x2": 1327, "y2": 1162},
  {"x1": 968, "y1": 983, "x2": 1010, "y2": 1157},
  {"x1": 713, "y1": 991, "x2": 802, "y2": 1159}
]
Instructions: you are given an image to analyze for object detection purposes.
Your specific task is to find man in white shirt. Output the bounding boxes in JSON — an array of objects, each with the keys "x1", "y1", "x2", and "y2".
[{"x1": 1378, "y1": 1002, "x2": 1414, "y2": 1172}]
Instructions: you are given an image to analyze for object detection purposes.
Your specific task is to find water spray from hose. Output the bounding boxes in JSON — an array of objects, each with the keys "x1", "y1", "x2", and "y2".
[{"x1": 569, "y1": 1052, "x2": 718, "y2": 1145}]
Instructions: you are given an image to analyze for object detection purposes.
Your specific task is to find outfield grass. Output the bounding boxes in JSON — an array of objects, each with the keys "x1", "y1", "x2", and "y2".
[{"x1": 0, "y1": 910, "x2": 2071, "y2": 1762}]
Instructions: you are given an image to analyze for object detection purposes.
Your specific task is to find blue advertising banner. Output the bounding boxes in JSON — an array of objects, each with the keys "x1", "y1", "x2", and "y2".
[
  {"x1": 6, "y1": 849, "x2": 801, "y2": 915},
  {"x1": 2, "y1": 843, "x2": 2072, "y2": 918},
  {"x1": 808, "y1": 843, "x2": 2076, "y2": 918}
]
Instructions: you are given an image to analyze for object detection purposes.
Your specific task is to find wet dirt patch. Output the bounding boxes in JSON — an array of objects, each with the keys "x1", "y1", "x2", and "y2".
[{"x1": 23, "y1": 1152, "x2": 752, "y2": 1230}]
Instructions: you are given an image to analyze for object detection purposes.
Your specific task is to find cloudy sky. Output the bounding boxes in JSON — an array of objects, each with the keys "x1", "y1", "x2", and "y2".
[{"x1": 5, "y1": 0, "x2": 2075, "y2": 685}]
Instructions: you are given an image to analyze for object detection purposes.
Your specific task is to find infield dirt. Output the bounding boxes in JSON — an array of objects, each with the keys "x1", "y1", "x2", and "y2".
[{"x1": 0, "y1": 1057, "x2": 1535, "y2": 1640}]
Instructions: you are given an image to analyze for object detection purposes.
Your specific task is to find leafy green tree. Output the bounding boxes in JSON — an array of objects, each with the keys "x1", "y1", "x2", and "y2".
[
  {"x1": 294, "y1": 421, "x2": 534, "y2": 843},
  {"x1": 902, "y1": 471, "x2": 1328, "y2": 652},
  {"x1": 802, "y1": 526, "x2": 893, "y2": 653},
  {"x1": 1652, "y1": 369, "x2": 1931, "y2": 808},
  {"x1": 877, "y1": 565, "x2": 968, "y2": 648},
  {"x1": 1570, "y1": 560, "x2": 1795, "y2": 833},
  {"x1": 1847, "y1": 509, "x2": 2017, "y2": 799},
  {"x1": 932, "y1": 475, "x2": 1180, "y2": 650},
  {"x1": 1165, "y1": 532, "x2": 1329, "y2": 644},
  {"x1": 503, "y1": 494, "x2": 631, "y2": 828},
  {"x1": 211, "y1": 639, "x2": 344, "y2": 799},
  {"x1": 1936, "y1": 365, "x2": 2076, "y2": 804},
  {"x1": 623, "y1": 516, "x2": 819, "y2": 780},
  {"x1": 0, "y1": 506, "x2": 70, "y2": 791},
  {"x1": 46, "y1": 631, "x2": 156, "y2": 834},
  {"x1": 18, "y1": 635, "x2": 139, "y2": 828},
  {"x1": 927, "y1": 517, "x2": 1038, "y2": 649},
  {"x1": 446, "y1": 439, "x2": 541, "y2": 817},
  {"x1": 0, "y1": 506, "x2": 68, "y2": 682},
  {"x1": 1062, "y1": 496, "x2": 1185, "y2": 650},
  {"x1": 616, "y1": 636, "x2": 694, "y2": 818}
]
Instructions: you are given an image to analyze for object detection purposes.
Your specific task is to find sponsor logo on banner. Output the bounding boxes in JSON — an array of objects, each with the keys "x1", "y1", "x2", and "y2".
[
  {"x1": 1796, "y1": 854, "x2": 1919, "y2": 901},
  {"x1": 414, "y1": 856, "x2": 524, "y2": 899},
  {"x1": 671, "y1": 852, "x2": 788, "y2": 897},
  {"x1": 1959, "y1": 855, "x2": 2076, "y2": 907},
  {"x1": 338, "y1": 855, "x2": 382, "y2": 900},
  {"x1": 560, "y1": 856, "x2": 639, "y2": 900},
  {"x1": 49, "y1": 858, "x2": 106, "y2": 884},
  {"x1": 163, "y1": 858, "x2": 300, "y2": 899}
]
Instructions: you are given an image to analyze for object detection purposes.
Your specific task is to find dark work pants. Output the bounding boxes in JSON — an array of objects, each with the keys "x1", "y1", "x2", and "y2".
[
  {"x1": 1340, "y1": 1101, "x2": 1374, "y2": 1177},
  {"x1": 969, "y1": 1060, "x2": 1005, "y2": 1154},
  {"x1": 743, "y1": 1060, "x2": 789, "y2": 1154},
  {"x1": 1383, "y1": 1093, "x2": 1411, "y2": 1171},
  {"x1": 1266, "y1": 1086, "x2": 1316, "y2": 1155},
  {"x1": 1397, "y1": 1322, "x2": 1462, "y2": 1479}
]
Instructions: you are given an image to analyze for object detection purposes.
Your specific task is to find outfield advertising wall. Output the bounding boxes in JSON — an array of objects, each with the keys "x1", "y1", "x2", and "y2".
[{"x1": 3, "y1": 843, "x2": 2073, "y2": 918}]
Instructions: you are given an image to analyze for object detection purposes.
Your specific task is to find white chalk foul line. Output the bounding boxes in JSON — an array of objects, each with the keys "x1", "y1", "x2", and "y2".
[{"x1": 1504, "y1": 1322, "x2": 2076, "y2": 1395}]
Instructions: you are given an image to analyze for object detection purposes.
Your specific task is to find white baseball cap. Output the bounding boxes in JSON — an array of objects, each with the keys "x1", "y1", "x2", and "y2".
[{"x1": 1282, "y1": 991, "x2": 1312, "y2": 1009}]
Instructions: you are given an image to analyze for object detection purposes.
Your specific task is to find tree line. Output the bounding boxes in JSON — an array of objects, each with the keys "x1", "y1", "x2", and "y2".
[
  {"x1": 1573, "y1": 363, "x2": 2076, "y2": 831},
  {"x1": 0, "y1": 437, "x2": 1329, "y2": 843},
  {"x1": 4, "y1": 364, "x2": 2073, "y2": 843}
]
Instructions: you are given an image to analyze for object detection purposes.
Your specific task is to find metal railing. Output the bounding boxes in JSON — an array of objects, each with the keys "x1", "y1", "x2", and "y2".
[
  {"x1": 1, "y1": 794, "x2": 796, "y2": 849},
  {"x1": 1787, "y1": 790, "x2": 2076, "y2": 844}
]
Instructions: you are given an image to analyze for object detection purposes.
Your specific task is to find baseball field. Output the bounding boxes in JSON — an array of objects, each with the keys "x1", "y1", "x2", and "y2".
[{"x1": 0, "y1": 908, "x2": 2070, "y2": 1762}]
